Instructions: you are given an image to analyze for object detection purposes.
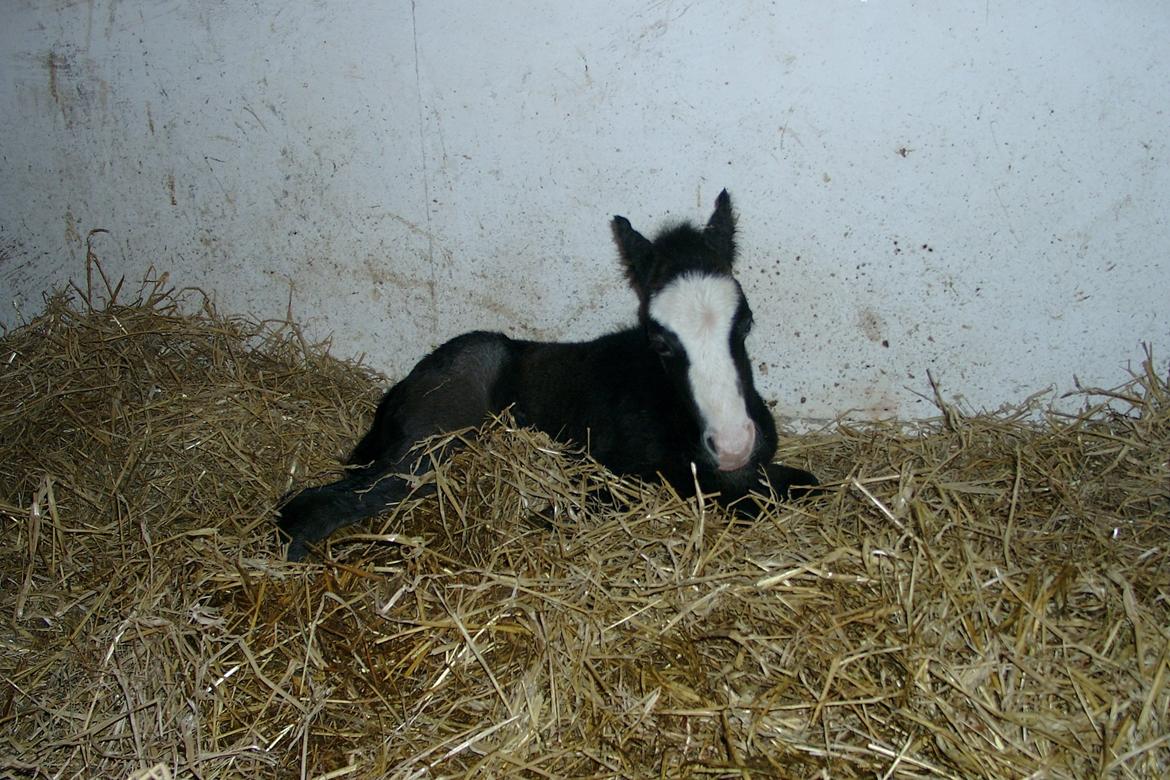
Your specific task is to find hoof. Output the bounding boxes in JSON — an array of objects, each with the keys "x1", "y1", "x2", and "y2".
[{"x1": 763, "y1": 463, "x2": 820, "y2": 501}]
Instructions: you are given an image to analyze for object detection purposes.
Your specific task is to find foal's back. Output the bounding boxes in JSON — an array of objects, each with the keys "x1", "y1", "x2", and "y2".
[{"x1": 508, "y1": 329, "x2": 693, "y2": 482}]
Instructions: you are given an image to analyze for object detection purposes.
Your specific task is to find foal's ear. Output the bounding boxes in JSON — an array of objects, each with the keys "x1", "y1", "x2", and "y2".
[
  {"x1": 703, "y1": 189, "x2": 737, "y2": 267},
  {"x1": 612, "y1": 215, "x2": 655, "y2": 291}
]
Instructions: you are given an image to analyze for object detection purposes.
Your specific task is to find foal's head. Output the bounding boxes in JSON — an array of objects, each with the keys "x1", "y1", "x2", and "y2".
[{"x1": 612, "y1": 190, "x2": 770, "y2": 474}]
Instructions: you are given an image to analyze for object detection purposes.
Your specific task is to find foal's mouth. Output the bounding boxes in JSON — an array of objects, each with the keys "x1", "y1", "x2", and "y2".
[{"x1": 716, "y1": 455, "x2": 755, "y2": 472}]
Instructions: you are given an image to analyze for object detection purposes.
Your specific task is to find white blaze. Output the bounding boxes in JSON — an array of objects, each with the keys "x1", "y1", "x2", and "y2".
[{"x1": 648, "y1": 273, "x2": 756, "y2": 470}]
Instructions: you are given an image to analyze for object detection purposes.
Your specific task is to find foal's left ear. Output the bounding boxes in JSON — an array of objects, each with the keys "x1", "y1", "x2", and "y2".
[
  {"x1": 704, "y1": 189, "x2": 737, "y2": 267},
  {"x1": 612, "y1": 214, "x2": 655, "y2": 292}
]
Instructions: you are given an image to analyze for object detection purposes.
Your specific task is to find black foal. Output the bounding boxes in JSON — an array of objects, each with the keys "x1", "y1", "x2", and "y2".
[{"x1": 277, "y1": 190, "x2": 816, "y2": 560}]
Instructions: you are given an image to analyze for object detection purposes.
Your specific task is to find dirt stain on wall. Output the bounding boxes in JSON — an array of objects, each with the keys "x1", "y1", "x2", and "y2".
[
  {"x1": 47, "y1": 51, "x2": 61, "y2": 103},
  {"x1": 857, "y1": 306, "x2": 885, "y2": 343}
]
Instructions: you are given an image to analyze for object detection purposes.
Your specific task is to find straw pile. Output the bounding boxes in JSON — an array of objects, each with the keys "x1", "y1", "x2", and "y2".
[{"x1": 1, "y1": 271, "x2": 1167, "y2": 779}]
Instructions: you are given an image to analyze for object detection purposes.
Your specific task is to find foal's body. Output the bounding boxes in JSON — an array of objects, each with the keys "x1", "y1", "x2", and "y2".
[{"x1": 278, "y1": 191, "x2": 816, "y2": 561}]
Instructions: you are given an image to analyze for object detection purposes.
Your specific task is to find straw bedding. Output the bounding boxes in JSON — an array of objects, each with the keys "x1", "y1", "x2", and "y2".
[{"x1": 1, "y1": 274, "x2": 1167, "y2": 779}]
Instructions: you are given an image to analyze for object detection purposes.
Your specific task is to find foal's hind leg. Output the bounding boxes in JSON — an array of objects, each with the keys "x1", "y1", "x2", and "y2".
[
  {"x1": 276, "y1": 462, "x2": 417, "y2": 561},
  {"x1": 277, "y1": 332, "x2": 512, "y2": 560}
]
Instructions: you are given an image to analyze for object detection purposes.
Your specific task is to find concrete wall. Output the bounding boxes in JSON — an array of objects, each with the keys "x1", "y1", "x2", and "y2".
[{"x1": 2, "y1": 1, "x2": 1167, "y2": 421}]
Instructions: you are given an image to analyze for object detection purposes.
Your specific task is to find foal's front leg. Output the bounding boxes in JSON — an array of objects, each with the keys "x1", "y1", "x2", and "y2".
[
  {"x1": 762, "y1": 462, "x2": 820, "y2": 501},
  {"x1": 720, "y1": 462, "x2": 820, "y2": 519}
]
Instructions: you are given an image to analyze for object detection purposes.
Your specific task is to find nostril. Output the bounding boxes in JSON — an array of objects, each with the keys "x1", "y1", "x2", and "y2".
[{"x1": 704, "y1": 433, "x2": 718, "y2": 456}]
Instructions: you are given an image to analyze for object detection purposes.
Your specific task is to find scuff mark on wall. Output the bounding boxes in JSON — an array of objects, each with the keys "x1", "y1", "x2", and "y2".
[
  {"x1": 361, "y1": 256, "x2": 430, "y2": 295},
  {"x1": 44, "y1": 46, "x2": 109, "y2": 129},
  {"x1": 64, "y1": 209, "x2": 81, "y2": 249},
  {"x1": 857, "y1": 307, "x2": 885, "y2": 344},
  {"x1": 46, "y1": 50, "x2": 61, "y2": 105},
  {"x1": 409, "y1": 0, "x2": 439, "y2": 333},
  {"x1": 0, "y1": 236, "x2": 19, "y2": 270}
]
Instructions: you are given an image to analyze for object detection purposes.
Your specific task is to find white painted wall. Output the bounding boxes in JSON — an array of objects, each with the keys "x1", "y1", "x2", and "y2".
[{"x1": 2, "y1": 1, "x2": 1167, "y2": 420}]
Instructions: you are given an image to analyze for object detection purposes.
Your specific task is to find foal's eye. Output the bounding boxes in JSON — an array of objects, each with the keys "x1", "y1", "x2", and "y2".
[{"x1": 650, "y1": 333, "x2": 674, "y2": 357}]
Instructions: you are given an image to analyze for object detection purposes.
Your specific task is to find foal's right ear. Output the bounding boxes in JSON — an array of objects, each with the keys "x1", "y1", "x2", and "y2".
[{"x1": 612, "y1": 215, "x2": 655, "y2": 291}]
